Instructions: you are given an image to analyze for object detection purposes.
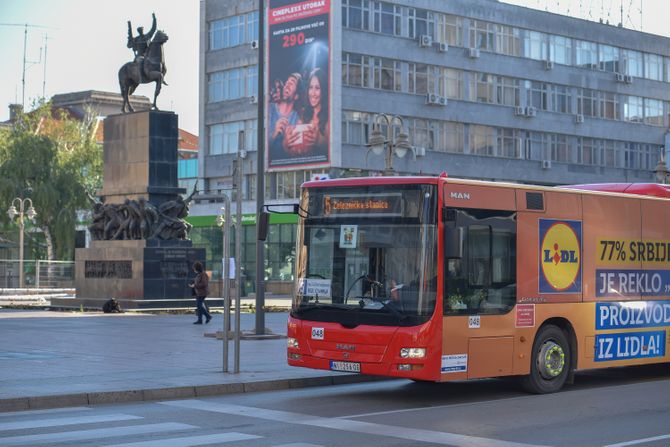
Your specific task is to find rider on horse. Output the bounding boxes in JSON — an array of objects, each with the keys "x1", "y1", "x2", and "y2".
[{"x1": 127, "y1": 13, "x2": 157, "y2": 82}]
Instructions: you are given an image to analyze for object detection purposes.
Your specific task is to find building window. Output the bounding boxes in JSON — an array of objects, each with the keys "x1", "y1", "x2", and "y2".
[
  {"x1": 550, "y1": 85, "x2": 571, "y2": 114},
  {"x1": 645, "y1": 53, "x2": 663, "y2": 81},
  {"x1": 436, "y1": 13, "x2": 462, "y2": 47},
  {"x1": 471, "y1": 73, "x2": 494, "y2": 103},
  {"x1": 373, "y1": 57, "x2": 401, "y2": 91},
  {"x1": 342, "y1": 110, "x2": 371, "y2": 145},
  {"x1": 549, "y1": 35, "x2": 572, "y2": 65},
  {"x1": 208, "y1": 120, "x2": 257, "y2": 155},
  {"x1": 575, "y1": 40, "x2": 598, "y2": 68},
  {"x1": 496, "y1": 25, "x2": 521, "y2": 56},
  {"x1": 599, "y1": 140, "x2": 620, "y2": 167},
  {"x1": 409, "y1": 118, "x2": 434, "y2": 150},
  {"x1": 599, "y1": 44, "x2": 619, "y2": 72},
  {"x1": 578, "y1": 89, "x2": 597, "y2": 117},
  {"x1": 343, "y1": 53, "x2": 371, "y2": 87},
  {"x1": 408, "y1": 8, "x2": 434, "y2": 39},
  {"x1": 624, "y1": 96, "x2": 644, "y2": 122},
  {"x1": 524, "y1": 31, "x2": 547, "y2": 61},
  {"x1": 549, "y1": 134, "x2": 570, "y2": 163},
  {"x1": 409, "y1": 63, "x2": 429, "y2": 95},
  {"x1": 578, "y1": 138, "x2": 596, "y2": 165},
  {"x1": 208, "y1": 66, "x2": 258, "y2": 102},
  {"x1": 623, "y1": 49, "x2": 643, "y2": 77},
  {"x1": 496, "y1": 76, "x2": 519, "y2": 107},
  {"x1": 645, "y1": 99, "x2": 664, "y2": 126},
  {"x1": 342, "y1": 0, "x2": 371, "y2": 31},
  {"x1": 469, "y1": 125, "x2": 495, "y2": 156},
  {"x1": 437, "y1": 121, "x2": 464, "y2": 153},
  {"x1": 497, "y1": 128, "x2": 521, "y2": 158},
  {"x1": 266, "y1": 223, "x2": 296, "y2": 281},
  {"x1": 526, "y1": 132, "x2": 548, "y2": 160},
  {"x1": 209, "y1": 12, "x2": 258, "y2": 51},
  {"x1": 599, "y1": 91, "x2": 618, "y2": 120},
  {"x1": 525, "y1": 81, "x2": 548, "y2": 110},
  {"x1": 438, "y1": 67, "x2": 463, "y2": 99},
  {"x1": 373, "y1": 2, "x2": 401, "y2": 36},
  {"x1": 470, "y1": 20, "x2": 495, "y2": 51}
]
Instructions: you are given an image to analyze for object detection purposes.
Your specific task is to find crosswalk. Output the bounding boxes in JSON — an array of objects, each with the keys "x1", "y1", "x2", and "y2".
[{"x1": 0, "y1": 405, "x2": 325, "y2": 447}]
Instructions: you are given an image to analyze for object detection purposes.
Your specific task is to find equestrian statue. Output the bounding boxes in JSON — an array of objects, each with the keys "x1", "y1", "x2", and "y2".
[{"x1": 118, "y1": 13, "x2": 168, "y2": 112}]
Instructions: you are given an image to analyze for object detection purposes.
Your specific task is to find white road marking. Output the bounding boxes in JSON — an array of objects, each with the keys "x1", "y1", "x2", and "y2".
[
  {"x1": 104, "y1": 432, "x2": 261, "y2": 446},
  {"x1": 0, "y1": 422, "x2": 195, "y2": 446},
  {"x1": 602, "y1": 434, "x2": 670, "y2": 447},
  {"x1": 0, "y1": 413, "x2": 142, "y2": 431},
  {"x1": 160, "y1": 400, "x2": 548, "y2": 447},
  {"x1": 0, "y1": 406, "x2": 92, "y2": 417}
]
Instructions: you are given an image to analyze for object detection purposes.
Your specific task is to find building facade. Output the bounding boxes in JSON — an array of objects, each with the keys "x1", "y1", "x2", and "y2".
[{"x1": 194, "y1": 0, "x2": 670, "y2": 289}]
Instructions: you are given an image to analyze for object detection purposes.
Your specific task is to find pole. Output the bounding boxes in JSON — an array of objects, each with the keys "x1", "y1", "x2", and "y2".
[
  {"x1": 22, "y1": 24, "x2": 27, "y2": 108},
  {"x1": 220, "y1": 201, "x2": 231, "y2": 372},
  {"x1": 255, "y1": 0, "x2": 266, "y2": 335},
  {"x1": 18, "y1": 216, "x2": 24, "y2": 288},
  {"x1": 235, "y1": 137, "x2": 244, "y2": 373}
]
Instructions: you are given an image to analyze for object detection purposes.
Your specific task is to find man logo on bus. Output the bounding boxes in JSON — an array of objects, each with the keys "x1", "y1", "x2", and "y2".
[{"x1": 539, "y1": 219, "x2": 582, "y2": 293}]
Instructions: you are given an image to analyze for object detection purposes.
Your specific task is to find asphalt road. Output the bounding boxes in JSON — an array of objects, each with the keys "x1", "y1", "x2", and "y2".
[{"x1": 0, "y1": 364, "x2": 668, "y2": 447}]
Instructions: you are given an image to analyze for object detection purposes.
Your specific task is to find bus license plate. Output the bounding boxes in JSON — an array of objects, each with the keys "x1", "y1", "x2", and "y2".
[{"x1": 330, "y1": 361, "x2": 360, "y2": 373}]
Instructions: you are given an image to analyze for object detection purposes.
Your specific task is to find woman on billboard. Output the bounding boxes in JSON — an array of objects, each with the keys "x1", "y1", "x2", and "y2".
[{"x1": 283, "y1": 67, "x2": 329, "y2": 157}]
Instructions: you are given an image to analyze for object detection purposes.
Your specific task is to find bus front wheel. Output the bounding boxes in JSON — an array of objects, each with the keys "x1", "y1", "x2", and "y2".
[{"x1": 521, "y1": 324, "x2": 570, "y2": 394}]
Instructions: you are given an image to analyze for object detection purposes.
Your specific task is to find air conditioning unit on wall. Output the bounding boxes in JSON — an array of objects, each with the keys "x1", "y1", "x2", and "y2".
[
  {"x1": 541, "y1": 160, "x2": 552, "y2": 169},
  {"x1": 438, "y1": 42, "x2": 448, "y2": 52},
  {"x1": 575, "y1": 114, "x2": 584, "y2": 123},
  {"x1": 468, "y1": 48, "x2": 480, "y2": 58},
  {"x1": 419, "y1": 35, "x2": 432, "y2": 47},
  {"x1": 426, "y1": 93, "x2": 447, "y2": 106}
]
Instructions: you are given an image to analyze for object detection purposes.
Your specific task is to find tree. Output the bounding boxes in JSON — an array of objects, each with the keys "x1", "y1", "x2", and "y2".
[{"x1": 0, "y1": 101, "x2": 102, "y2": 260}]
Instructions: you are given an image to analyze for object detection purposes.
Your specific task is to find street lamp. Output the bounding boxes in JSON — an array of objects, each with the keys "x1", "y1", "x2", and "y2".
[
  {"x1": 366, "y1": 114, "x2": 413, "y2": 176},
  {"x1": 7, "y1": 197, "x2": 36, "y2": 288}
]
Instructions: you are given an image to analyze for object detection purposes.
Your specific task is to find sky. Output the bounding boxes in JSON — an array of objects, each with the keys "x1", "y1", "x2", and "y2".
[
  {"x1": 0, "y1": 0, "x2": 200, "y2": 134},
  {"x1": 0, "y1": 1, "x2": 666, "y2": 137}
]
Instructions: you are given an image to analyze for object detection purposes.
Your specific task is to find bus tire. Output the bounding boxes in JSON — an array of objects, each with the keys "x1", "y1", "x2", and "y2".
[{"x1": 521, "y1": 324, "x2": 570, "y2": 394}]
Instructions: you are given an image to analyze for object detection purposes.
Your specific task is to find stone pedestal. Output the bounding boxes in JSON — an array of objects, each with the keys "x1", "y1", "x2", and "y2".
[
  {"x1": 100, "y1": 111, "x2": 184, "y2": 205},
  {"x1": 68, "y1": 240, "x2": 206, "y2": 309},
  {"x1": 59, "y1": 111, "x2": 206, "y2": 311}
]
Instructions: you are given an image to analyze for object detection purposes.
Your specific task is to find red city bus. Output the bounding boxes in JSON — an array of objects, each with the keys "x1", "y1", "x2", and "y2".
[{"x1": 286, "y1": 175, "x2": 670, "y2": 393}]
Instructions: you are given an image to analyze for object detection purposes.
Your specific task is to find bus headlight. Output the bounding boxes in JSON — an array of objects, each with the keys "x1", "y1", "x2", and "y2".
[
  {"x1": 287, "y1": 337, "x2": 299, "y2": 349},
  {"x1": 399, "y1": 347, "x2": 426, "y2": 358}
]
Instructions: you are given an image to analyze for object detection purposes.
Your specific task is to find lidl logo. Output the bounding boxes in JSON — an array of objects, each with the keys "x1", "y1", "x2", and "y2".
[{"x1": 539, "y1": 219, "x2": 582, "y2": 293}]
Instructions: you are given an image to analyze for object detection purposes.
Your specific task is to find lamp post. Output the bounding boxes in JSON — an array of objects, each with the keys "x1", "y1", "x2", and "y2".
[
  {"x1": 7, "y1": 197, "x2": 36, "y2": 288},
  {"x1": 365, "y1": 114, "x2": 412, "y2": 176}
]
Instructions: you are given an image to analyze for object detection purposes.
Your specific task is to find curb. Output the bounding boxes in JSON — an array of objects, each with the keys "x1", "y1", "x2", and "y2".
[{"x1": 0, "y1": 374, "x2": 397, "y2": 413}]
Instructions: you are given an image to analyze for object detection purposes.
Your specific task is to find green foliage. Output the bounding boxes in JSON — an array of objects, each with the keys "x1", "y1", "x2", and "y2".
[{"x1": 0, "y1": 101, "x2": 102, "y2": 260}]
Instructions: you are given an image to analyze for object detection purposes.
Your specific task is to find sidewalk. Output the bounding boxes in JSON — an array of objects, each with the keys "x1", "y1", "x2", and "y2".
[{"x1": 0, "y1": 309, "x2": 390, "y2": 413}]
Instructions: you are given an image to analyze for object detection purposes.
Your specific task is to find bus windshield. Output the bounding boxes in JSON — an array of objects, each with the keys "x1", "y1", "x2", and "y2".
[{"x1": 292, "y1": 184, "x2": 438, "y2": 326}]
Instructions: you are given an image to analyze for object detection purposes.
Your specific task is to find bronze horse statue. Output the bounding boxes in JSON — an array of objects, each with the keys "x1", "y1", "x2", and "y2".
[{"x1": 118, "y1": 30, "x2": 168, "y2": 112}]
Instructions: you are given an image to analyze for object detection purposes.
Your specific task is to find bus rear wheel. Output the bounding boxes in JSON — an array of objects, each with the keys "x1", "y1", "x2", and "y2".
[{"x1": 521, "y1": 324, "x2": 570, "y2": 394}]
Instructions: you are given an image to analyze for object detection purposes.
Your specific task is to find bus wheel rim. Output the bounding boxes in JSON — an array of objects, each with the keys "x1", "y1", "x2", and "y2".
[{"x1": 537, "y1": 341, "x2": 565, "y2": 380}]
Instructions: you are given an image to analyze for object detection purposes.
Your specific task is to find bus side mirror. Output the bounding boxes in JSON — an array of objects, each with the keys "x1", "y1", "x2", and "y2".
[
  {"x1": 258, "y1": 211, "x2": 270, "y2": 241},
  {"x1": 444, "y1": 226, "x2": 463, "y2": 259}
]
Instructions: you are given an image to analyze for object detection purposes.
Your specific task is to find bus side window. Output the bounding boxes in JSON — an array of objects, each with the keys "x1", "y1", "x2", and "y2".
[{"x1": 444, "y1": 209, "x2": 516, "y2": 315}]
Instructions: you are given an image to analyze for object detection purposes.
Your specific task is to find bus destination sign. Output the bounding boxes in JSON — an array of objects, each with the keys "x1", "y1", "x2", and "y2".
[{"x1": 323, "y1": 193, "x2": 403, "y2": 217}]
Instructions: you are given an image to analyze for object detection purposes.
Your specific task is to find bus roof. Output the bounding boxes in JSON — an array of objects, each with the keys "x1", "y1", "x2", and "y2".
[
  {"x1": 559, "y1": 183, "x2": 670, "y2": 198},
  {"x1": 302, "y1": 176, "x2": 670, "y2": 200}
]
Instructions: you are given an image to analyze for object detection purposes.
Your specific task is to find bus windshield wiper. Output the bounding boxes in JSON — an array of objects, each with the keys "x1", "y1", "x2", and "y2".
[
  {"x1": 357, "y1": 296, "x2": 406, "y2": 321},
  {"x1": 296, "y1": 302, "x2": 353, "y2": 312}
]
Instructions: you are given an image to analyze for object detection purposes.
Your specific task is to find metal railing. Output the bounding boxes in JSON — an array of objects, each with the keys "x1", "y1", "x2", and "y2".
[{"x1": 0, "y1": 259, "x2": 75, "y2": 289}]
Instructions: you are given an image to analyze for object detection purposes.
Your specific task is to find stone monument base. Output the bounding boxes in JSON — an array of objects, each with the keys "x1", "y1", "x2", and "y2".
[{"x1": 61, "y1": 239, "x2": 207, "y2": 310}]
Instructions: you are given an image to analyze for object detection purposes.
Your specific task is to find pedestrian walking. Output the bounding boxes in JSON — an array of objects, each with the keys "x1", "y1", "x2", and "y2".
[{"x1": 189, "y1": 261, "x2": 212, "y2": 324}]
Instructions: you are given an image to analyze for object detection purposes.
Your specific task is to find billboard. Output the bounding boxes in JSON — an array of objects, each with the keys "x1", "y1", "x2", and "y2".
[{"x1": 267, "y1": 0, "x2": 330, "y2": 170}]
